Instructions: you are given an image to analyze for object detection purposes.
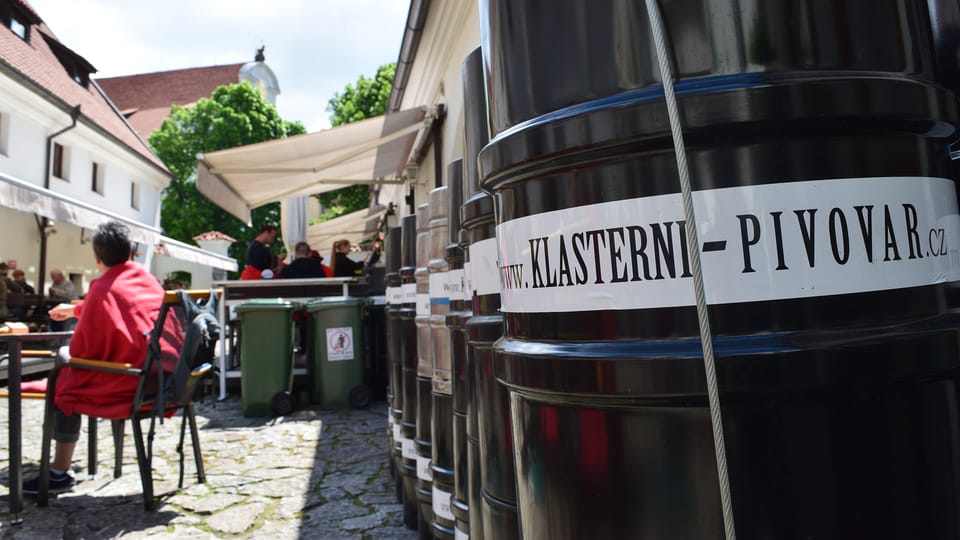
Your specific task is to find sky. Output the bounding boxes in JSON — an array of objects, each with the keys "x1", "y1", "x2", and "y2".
[{"x1": 26, "y1": 0, "x2": 410, "y2": 132}]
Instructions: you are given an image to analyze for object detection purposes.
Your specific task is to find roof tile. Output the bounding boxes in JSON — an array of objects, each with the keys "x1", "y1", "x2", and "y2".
[
  {"x1": 98, "y1": 64, "x2": 243, "y2": 139},
  {"x1": 193, "y1": 231, "x2": 237, "y2": 243}
]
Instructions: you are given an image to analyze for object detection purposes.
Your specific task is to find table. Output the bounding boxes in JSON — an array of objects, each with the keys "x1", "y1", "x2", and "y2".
[
  {"x1": 1, "y1": 331, "x2": 72, "y2": 524},
  {"x1": 212, "y1": 278, "x2": 368, "y2": 400}
]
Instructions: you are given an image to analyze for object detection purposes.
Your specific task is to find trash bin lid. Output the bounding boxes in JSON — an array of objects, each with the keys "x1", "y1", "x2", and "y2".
[
  {"x1": 235, "y1": 298, "x2": 301, "y2": 313},
  {"x1": 305, "y1": 296, "x2": 367, "y2": 312}
]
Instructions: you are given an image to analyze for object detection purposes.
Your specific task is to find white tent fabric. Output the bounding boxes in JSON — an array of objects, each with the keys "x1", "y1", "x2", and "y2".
[
  {"x1": 281, "y1": 195, "x2": 308, "y2": 255},
  {"x1": 197, "y1": 107, "x2": 430, "y2": 223},
  {"x1": 0, "y1": 171, "x2": 161, "y2": 244},
  {"x1": 156, "y1": 236, "x2": 238, "y2": 271},
  {"x1": 307, "y1": 206, "x2": 386, "y2": 258}
]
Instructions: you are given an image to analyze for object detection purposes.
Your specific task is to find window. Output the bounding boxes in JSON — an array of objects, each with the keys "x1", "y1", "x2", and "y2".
[
  {"x1": 9, "y1": 14, "x2": 24, "y2": 40},
  {"x1": 91, "y1": 162, "x2": 104, "y2": 194},
  {"x1": 40, "y1": 34, "x2": 93, "y2": 88},
  {"x1": 0, "y1": 111, "x2": 8, "y2": 156},
  {"x1": 0, "y1": 4, "x2": 37, "y2": 42},
  {"x1": 130, "y1": 181, "x2": 140, "y2": 210},
  {"x1": 51, "y1": 142, "x2": 67, "y2": 180}
]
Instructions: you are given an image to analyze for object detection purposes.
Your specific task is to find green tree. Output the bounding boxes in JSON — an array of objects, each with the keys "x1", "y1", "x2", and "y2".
[
  {"x1": 150, "y1": 82, "x2": 306, "y2": 271},
  {"x1": 327, "y1": 63, "x2": 395, "y2": 127},
  {"x1": 316, "y1": 63, "x2": 396, "y2": 222}
]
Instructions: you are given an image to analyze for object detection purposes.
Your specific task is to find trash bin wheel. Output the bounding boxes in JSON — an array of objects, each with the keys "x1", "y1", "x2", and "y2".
[
  {"x1": 271, "y1": 391, "x2": 296, "y2": 416},
  {"x1": 348, "y1": 384, "x2": 371, "y2": 409}
]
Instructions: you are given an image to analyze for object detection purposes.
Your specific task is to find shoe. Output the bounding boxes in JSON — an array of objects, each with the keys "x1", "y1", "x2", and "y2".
[{"x1": 23, "y1": 469, "x2": 76, "y2": 495}]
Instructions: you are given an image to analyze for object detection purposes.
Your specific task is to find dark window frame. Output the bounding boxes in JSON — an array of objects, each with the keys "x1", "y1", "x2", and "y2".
[
  {"x1": 130, "y1": 181, "x2": 140, "y2": 210},
  {"x1": 91, "y1": 161, "x2": 104, "y2": 194},
  {"x1": 52, "y1": 142, "x2": 64, "y2": 179}
]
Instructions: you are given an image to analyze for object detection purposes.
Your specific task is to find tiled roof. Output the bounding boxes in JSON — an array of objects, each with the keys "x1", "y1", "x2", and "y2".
[
  {"x1": 193, "y1": 231, "x2": 237, "y2": 243},
  {"x1": 98, "y1": 64, "x2": 243, "y2": 139},
  {"x1": 0, "y1": 1, "x2": 168, "y2": 172}
]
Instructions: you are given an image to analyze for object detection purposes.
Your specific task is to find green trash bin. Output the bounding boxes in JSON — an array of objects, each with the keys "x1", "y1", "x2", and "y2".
[
  {"x1": 306, "y1": 296, "x2": 371, "y2": 409},
  {"x1": 236, "y1": 298, "x2": 300, "y2": 416}
]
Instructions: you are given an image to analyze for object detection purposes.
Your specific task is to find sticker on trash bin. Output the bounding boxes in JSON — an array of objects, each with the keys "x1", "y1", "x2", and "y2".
[{"x1": 326, "y1": 327, "x2": 354, "y2": 361}]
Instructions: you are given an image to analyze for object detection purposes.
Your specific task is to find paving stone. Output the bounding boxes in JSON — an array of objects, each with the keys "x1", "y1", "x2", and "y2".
[
  {"x1": 206, "y1": 501, "x2": 267, "y2": 534},
  {"x1": 359, "y1": 491, "x2": 401, "y2": 505},
  {"x1": 239, "y1": 476, "x2": 310, "y2": 498},
  {"x1": 244, "y1": 519, "x2": 301, "y2": 539},
  {"x1": 305, "y1": 499, "x2": 368, "y2": 522},
  {"x1": 176, "y1": 493, "x2": 246, "y2": 514},
  {"x1": 246, "y1": 467, "x2": 307, "y2": 481},
  {"x1": 341, "y1": 510, "x2": 389, "y2": 531},
  {"x1": 0, "y1": 397, "x2": 417, "y2": 539},
  {"x1": 271, "y1": 493, "x2": 308, "y2": 520}
]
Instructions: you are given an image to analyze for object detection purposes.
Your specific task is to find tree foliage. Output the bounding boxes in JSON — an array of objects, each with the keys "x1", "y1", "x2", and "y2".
[
  {"x1": 150, "y1": 82, "x2": 306, "y2": 272},
  {"x1": 327, "y1": 63, "x2": 395, "y2": 128},
  {"x1": 316, "y1": 63, "x2": 396, "y2": 221}
]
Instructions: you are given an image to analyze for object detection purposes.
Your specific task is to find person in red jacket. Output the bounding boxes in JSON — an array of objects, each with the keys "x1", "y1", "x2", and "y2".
[{"x1": 23, "y1": 221, "x2": 183, "y2": 494}]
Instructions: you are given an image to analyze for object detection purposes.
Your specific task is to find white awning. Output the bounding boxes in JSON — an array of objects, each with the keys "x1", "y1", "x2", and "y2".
[
  {"x1": 156, "y1": 236, "x2": 238, "y2": 272},
  {"x1": 197, "y1": 107, "x2": 431, "y2": 223},
  {"x1": 307, "y1": 206, "x2": 386, "y2": 256},
  {"x1": 0, "y1": 171, "x2": 161, "y2": 244}
]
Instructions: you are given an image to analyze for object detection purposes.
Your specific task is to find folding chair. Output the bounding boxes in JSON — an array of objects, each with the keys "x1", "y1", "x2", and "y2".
[{"x1": 36, "y1": 289, "x2": 220, "y2": 510}]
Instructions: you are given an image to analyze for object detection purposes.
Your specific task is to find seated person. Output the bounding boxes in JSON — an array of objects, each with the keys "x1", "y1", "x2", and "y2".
[
  {"x1": 48, "y1": 268, "x2": 79, "y2": 333},
  {"x1": 279, "y1": 242, "x2": 329, "y2": 279},
  {"x1": 48, "y1": 268, "x2": 78, "y2": 302},
  {"x1": 13, "y1": 269, "x2": 35, "y2": 294},
  {"x1": 311, "y1": 250, "x2": 334, "y2": 277},
  {"x1": 3, "y1": 265, "x2": 27, "y2": 319},
  {"x1": 331, "y1": 239, "x2": 380, "y2": 277},
  {"x1": 24, "y1": 221, "x2": 183, "y2": 494}
]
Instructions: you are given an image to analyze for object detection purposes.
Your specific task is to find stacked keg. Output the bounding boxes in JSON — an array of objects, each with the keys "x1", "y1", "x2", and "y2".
[
  {"x1": 429, "y1": 184, "x2": 456, "y2": 539},
  {"x1": 477, "y1": 1, "x2": 960, "y2": 539}
]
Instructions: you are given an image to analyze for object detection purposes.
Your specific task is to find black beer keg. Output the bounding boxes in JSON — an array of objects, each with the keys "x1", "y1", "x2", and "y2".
[
  {"x1": 479, "y1": 1, "x2": 960, "y2": 539},
  {"x1": 444, "y1": 159, "x2": 471, "y2": 539},
  {"x1": 465, "y1": 139, "x2": 520, "y2": 539},
  {"x1": 386, "y1": 225, "x2": 403, "y2": 504},
  {"x1": 430, "y1": 184, "x2": 456, "y2": 539},
  {"x1": 414, "y1": 202, "x2": 436, "y2": 538},
  {"x1": 460, "y1": 45, "x2": 492, "y2": 540},
  {"x1": 399, "y1": 213, "x2": 420, "y2": 530}
]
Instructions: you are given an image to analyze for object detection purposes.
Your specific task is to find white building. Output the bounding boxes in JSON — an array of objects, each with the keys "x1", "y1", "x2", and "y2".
[{"x1": 0, "y1": 0, "x2": 234, "y2": 297}]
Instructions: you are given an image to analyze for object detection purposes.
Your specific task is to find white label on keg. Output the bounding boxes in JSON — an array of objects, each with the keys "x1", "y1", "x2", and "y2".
[
  {"x1": 495, "y1": 177, "x2": 960, "y2": 312},
  {"x1": 417, "y1": 455, "x2": 433, "y2": 481},
  {"x1": 447, "y1": 269, "x2": 466, "y2": 301},
  {"x1": 393, "y1": 423, "x2": 402, "y2": 443},
  {"x1": 325, "y1": 327, "x2": 354, "y2": 361},
  {"x1": 387, "y1": 286, "x2": 403, "y2": 305},
  {"x1": 456, "y1": 527, "x2": 469, "y2": 540},
  {"x1": 430, "y1": 272, "x2": 450, "y2": 304},
  {"x1": 471, "y1": 238, "x2": 501, "y2": 296},
  {"x1": 416, "y1": 293, "x2": 431, "y2": 316},
  {"x1": 433, "y1": 486, "x2": 455, "y2": 520},
  {"x1": 402, "y1": 437, "x2": 416, "y2": 459},
  {"x1": 463, "y1": 262, "x2": 473, "y2": 299},
  {"x1": 402, "y1": 282, "x2": 416, "y2": 303}
]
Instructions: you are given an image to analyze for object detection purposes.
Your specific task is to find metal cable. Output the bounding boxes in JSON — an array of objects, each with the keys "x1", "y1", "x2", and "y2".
[{"x1": 644, "y1": 1, "x2": 737, "y2": 538}]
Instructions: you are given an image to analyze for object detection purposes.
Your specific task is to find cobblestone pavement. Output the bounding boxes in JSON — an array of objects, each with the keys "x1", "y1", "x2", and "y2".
[{"x1": 0, "y1": 395, "x2": 417, "y2": 539}]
